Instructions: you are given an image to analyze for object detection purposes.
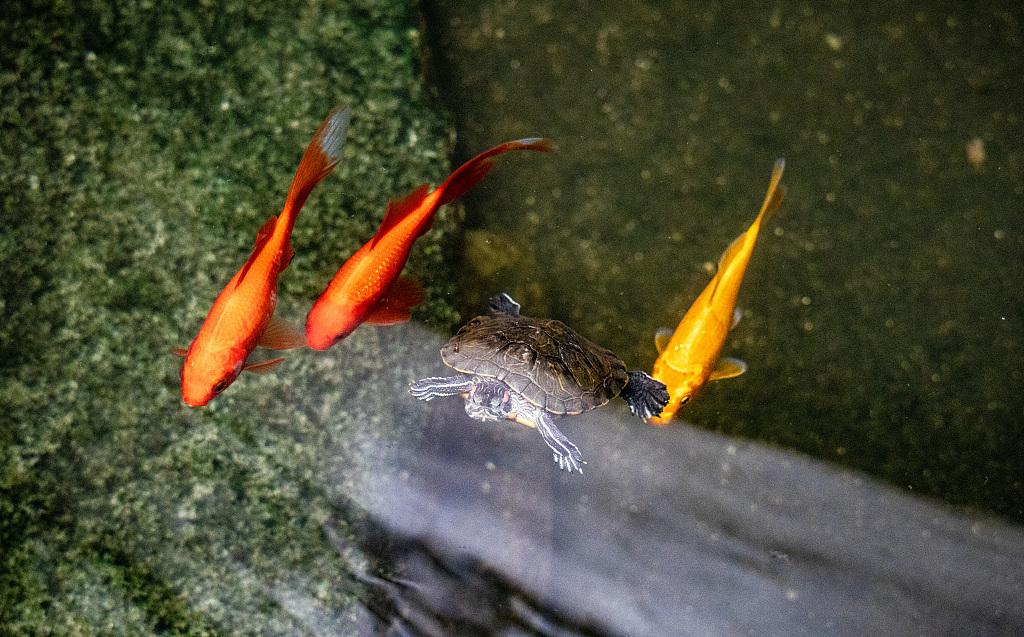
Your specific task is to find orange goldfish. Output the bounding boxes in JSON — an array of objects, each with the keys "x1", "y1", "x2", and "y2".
[
  {"x1": 176, "y1": 106, "x2": 350, "y2": 406},
  {"x1": 305, "y1": 137, "x2": 553, "y2": 350},
  {"x1": 648, "y1": 158, "x2": 786, "y2": 424}
]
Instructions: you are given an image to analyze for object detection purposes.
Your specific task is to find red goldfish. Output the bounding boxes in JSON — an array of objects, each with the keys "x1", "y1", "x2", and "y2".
[
  {"x1": 648, "y1": 159, "x2": 786, "y2": 424},
  {"x1": 305, "y1": 137, "x2": 553, "y2": 350},
  {"x1": 177, "y1": 106, "x2": 350, "y2": 406}
]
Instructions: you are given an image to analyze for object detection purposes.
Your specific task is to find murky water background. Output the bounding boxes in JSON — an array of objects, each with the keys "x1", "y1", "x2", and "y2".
[{"x1": 424, "y1": 0, "x2": 1024, "y2": 519}]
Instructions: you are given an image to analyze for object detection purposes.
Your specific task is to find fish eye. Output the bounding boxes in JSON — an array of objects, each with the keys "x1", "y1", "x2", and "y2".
[{"x1": 212, "y1": 379, "x2": 230, "y2": 394}]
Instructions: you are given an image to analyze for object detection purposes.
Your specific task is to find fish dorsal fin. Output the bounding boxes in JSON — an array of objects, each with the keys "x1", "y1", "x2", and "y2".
[
  {"x1": 243, "y1": 357, "x2": 286, "y2": 374},
  {"x1": 256, "y1": 316, "x2": 307, "y2": 350},
  {"x1": 254, "y1": 215, "x2": 278, "y2": 249},
  {"x1": 372, "y1": 183, "x2": 431, "y2": 247},
  {"x1": 438, "y1": 137, "x2": 553, "y2": 207},
  {"x1": 708, "y1": 357, "x2": 747, "y2": 381},
  {"x1": 364, "y1": 275, "x2": 425, "y2": 325},
  {"x1": 235, "y1": 216, "x2": 279, "y2": 285},
  {"x1": 654, "y1": 327, "x2": 674, "y2": 354}
]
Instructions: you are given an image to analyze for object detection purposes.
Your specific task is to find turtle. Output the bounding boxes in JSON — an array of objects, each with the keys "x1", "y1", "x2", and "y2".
[{"x1": 409, "y1": 293, "x2": 669, "y2": 473}]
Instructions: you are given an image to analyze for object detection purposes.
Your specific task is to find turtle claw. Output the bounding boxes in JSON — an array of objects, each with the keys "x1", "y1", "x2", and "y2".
[{"x1": 554, "y1": 450, "x2": 584, "y2": 474}]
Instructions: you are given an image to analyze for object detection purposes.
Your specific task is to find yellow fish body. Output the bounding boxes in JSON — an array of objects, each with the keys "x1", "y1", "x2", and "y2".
[{"x1": 648, "y1": 159, "x2": 786, "y2": 424}]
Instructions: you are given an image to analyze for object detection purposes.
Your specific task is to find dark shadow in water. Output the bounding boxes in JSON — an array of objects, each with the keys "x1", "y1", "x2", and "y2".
[{"x1": 295, "y1": 325, "x2": 1024, "y2": 636}]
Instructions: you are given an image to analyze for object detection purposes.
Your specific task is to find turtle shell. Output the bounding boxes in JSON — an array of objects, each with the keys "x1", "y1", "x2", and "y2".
[{"x1": 441, "y1": 312, "x2": 629, "y2": 415}]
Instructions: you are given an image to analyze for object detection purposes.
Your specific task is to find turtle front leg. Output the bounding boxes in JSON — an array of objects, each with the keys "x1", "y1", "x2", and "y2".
[
  {"x1": 530, "y1": 408, "x2": 585, "y2": 473},
  {"x1": 409, "y1": 374, "x2": 475, "y2": 401},
  {"x1": 622, "y1": 370, "x2": 670, "y2": 420}
]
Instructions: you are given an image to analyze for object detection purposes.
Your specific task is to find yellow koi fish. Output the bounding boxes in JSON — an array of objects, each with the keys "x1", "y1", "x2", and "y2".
[{"x1": 648, "y1": 159, "x2": 786, "y2": 424}]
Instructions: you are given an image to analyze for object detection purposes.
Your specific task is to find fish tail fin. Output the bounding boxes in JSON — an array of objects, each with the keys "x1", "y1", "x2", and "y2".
[
  {"x1": 754, "y1": 158, "x2": 787, "y2": 228},
  {"x1": 372, "y1": 138, "x2": 553, "y2": 245},
  {"x1": 716, "y1": 158, "x2": 786, "y2": 273},
  {"x1": 279, "y1": 105, "x2": 351, "y2": 230},
  {"x1": 437, "y1": 137, "x2": 553, "y2": 207}
]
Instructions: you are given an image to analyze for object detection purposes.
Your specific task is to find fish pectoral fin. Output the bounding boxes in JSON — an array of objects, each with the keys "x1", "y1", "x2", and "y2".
[
  {"x1": 280, "y1": 241, "x2": 295, "y2": 272},
  {"x1": 708, "y1": 357, "x2": 747, "y2": 381},
  {"x1": 172, "y1": 348, "x2": 188, "y2": 358},
  {"x1": 654, "y1": 327, "x2": 674, "y2": 354},
  {"x1": 365, "y1": 275, "x2": 425, "y2": 325},
  {"x1": 257, "y1": 316, "x2": 307, "y2": 350},
  {"x1": 243, "y1": 357, "x2": 286, "y2": 375}
]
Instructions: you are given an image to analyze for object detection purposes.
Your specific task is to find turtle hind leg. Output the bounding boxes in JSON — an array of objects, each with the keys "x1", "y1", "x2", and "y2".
[
  {"x1": 527, "y1": 408, "x2": 584, "y2": 473},
  {"x1": 409, "y1": 374, "x2": 475, "y2": 401},
  {"x1": 489, "y1": 292, "x2": 521, "y2": 316},
  {"x1": 622, "y1": 370, "x2": 671, "y2": 420}
]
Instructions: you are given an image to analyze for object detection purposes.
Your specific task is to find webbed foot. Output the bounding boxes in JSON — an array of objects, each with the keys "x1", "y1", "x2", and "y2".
[
  {"x1": 622, "y1": 370, "x2": 670, "y2": 420},
  {"x1": 534, "y1": 410, "x2": 585, "y2": 473}
]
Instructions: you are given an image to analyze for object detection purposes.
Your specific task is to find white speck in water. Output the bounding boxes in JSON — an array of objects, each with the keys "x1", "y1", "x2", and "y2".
[{"x1": 825, "y1": 33, "x2": 844, "y2": 51}]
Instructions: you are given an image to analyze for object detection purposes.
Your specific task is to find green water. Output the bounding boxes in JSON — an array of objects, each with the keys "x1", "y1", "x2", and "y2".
[{"x1": 425, "y1": 0, "x2": 1024, "y2": 520}]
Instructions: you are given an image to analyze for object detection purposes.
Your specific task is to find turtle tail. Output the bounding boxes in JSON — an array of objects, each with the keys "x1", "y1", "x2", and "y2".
[{"x1": 622, "y1": 370, "x2": 670, "y2": 420}]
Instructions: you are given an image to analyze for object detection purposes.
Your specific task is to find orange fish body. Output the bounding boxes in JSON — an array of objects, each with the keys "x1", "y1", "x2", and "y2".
[
  {"x1": 305, "y1": 137, "x2": 553, "y2": 350},
  {"x1": 178, "y1": 106, "x2": 350, "y2": 406},
  {"x1": 648, "y1": 159, "x2": 786, "y2": 424}
]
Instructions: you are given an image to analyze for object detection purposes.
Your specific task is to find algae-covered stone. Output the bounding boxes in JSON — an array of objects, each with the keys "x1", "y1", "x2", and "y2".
[{"x1": 0, "y1": 0, "x2": 452, "y2": 633}]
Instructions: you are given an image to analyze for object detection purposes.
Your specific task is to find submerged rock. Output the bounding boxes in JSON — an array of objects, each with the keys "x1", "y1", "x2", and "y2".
[{"x1": 0, "y1": 0, "x2": 451, "y2": 633}]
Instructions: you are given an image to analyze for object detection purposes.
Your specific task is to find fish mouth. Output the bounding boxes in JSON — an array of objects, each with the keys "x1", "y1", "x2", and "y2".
[
  {"x1": 304, "y1": 330, "x2": 342, "y2": 351},
  {"x1": 181, "y1": 390, "x2": 211, "y2": 407}
]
